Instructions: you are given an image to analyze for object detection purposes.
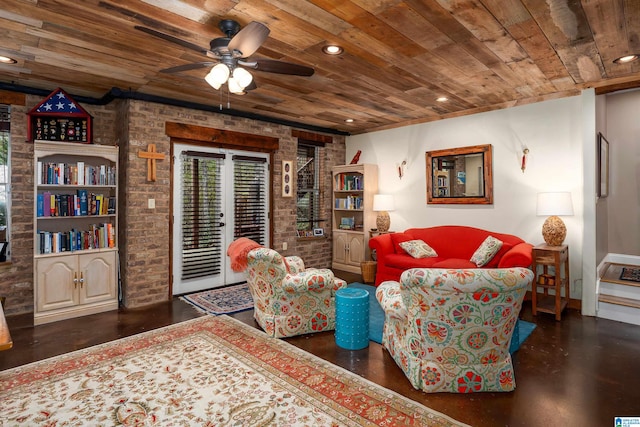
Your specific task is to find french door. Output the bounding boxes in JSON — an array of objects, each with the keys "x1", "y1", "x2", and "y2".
[{"x1": 172, "y1": 143, "x2": 269, "y2": 295}]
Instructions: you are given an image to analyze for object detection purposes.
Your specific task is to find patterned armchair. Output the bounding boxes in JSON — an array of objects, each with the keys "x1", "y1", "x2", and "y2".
[
  {"x1": 376, "y1": 267, "x2": 533, "y2": 393},
  {"x1": 246, "y1": 247, "x2": 348, "y2": 338}
]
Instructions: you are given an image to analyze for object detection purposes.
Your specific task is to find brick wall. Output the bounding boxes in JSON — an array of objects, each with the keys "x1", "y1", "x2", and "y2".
[
  {"x1": 0, "y1": 95, "x2": 117, "y2": 315},
  {"x1": 0, "y1": 93, "x2": 346, "y2": 314}
]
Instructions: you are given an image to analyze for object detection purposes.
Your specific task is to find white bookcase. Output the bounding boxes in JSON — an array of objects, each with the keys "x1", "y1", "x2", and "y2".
[
  {"x1": 331, "y1": 164, "x2": 378, "y2": 274},
  {"x1": 33, "y1": 141, "x2": 119, "y2": 325}
]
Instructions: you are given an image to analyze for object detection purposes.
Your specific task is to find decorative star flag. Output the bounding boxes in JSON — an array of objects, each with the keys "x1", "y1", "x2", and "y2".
[{"x1": 27, "y1": 87, "x2": 92, "y2": 143}]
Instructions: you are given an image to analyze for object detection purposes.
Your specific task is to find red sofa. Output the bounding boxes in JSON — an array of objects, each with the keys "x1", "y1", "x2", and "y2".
[{"x1": 368, "y1": 225, "x2": 533, "y2": 286}]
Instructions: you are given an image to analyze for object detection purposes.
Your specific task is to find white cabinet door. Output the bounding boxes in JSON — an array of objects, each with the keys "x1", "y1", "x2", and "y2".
[
  {"x1": 35, "y1": 256, "x2": 78, "y2": 312},
  {"x1": 79, "y1": 252, "x2": 117, "y2": 305},
  {"x1": 347, "y1": 234, "x2": 365, "y2": 267},
  {"x1": 333, "y1": 232, "x2": 349, "y2": 265}
]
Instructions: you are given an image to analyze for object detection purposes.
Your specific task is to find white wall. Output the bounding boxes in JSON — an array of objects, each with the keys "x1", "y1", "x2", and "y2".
[{"x1": 347, "y1": 96, "x2": 588, "y2": 300}]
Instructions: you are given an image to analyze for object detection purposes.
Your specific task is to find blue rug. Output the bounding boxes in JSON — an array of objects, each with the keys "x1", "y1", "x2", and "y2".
[{"x1": 347, "y1": 283, "x2": 535, "y2": 353}]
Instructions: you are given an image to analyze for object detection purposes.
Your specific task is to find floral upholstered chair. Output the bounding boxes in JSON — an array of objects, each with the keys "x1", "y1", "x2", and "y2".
[
  {"x1": 245, "y1": 247, "x2": 347, "y2": 338},
  {"x1": 376, "y1": 267, "x2": 533, "y2": 393}
]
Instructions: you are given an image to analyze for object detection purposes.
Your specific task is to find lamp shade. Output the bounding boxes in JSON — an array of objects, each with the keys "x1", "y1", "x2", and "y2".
[
  {"x1": 204, "y1": 63, "x2": 230, "y2": 89},
  {"x1": 373, "y1": 194, "x2": 395, "y2": 212},
  {"x1": 232, "y1": 67, "x2": 253, "y2": 88},
  {"x1": 536, "y1": 192, "x2": 574, "y2": 216}
]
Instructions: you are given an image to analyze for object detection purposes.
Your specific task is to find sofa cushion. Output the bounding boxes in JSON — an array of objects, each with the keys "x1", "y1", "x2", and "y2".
[
  {"x1": 386, "y1": 253, "x2": 442, "y2": 269},
  {"x1": 432, "y1": 258, "x2": 477, "y2": 269},
  {"x1": 485, "y1": 242, "x2": 514, "y2": 268},
  {"x1": 470, "y1": 236, "x2": 503, "y2": 267},
  {"x1": 399, "y1": 239, "x2": 438, "y2": 258},
  {"x1": 390, "y1": 232, "x2": 415, "y2": 253}
]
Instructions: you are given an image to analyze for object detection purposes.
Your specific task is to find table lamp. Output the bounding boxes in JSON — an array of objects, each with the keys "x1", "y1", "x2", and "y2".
[
  {"x1": 373, "y1": 194, "x2": 395, "y2": 232},
  {"x1": 536, "y1": 192, "x2": 574, "y2": 246}
]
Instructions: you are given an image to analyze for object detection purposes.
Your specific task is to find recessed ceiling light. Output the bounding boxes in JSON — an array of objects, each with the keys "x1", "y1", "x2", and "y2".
[
  {"x1": 0, "y1": 56, "x2": 17, "y2": 64},
  {"x1": 436, "y1": 96, "x2": 448, "y2": 102},
  {"x1": 613, "y1": 54, "x2": 639, "y2": 64},
  {"x1": 322, "y1": 45, "x2": 344, "y2": 55},
  {"x1": 345, "y1": 118, "x2": 354, "y2": 123}
]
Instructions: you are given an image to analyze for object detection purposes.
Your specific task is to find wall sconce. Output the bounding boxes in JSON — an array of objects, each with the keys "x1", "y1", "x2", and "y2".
[
  {"x1": 521, "y1": 148, "x2": 529, "y2": 173},
  {"x1": 398, "y1": 160, "x2": 406, "y2": 179}
]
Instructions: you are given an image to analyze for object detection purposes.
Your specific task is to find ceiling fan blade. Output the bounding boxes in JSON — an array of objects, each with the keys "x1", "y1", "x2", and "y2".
[
  {"x1": 135, "y1": 26, "x2": 208, "y2": 54},
  {"x1": 243, "y1": 59, "x2": 315, "y2": 76},
  {"x1": 227, "y1": 21, "x2": 270, "y2": 58},
  {"x1": 160, "y1": 62, "x2": 216, "y2": 73}
]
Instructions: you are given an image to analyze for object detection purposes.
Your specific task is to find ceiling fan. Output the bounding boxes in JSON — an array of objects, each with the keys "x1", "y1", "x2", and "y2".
[{"x1": 135, "y1": 19, "x2": 315, "y2": 94}]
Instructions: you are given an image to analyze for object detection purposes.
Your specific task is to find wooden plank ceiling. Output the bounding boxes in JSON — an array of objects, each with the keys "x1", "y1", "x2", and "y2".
[{"x1": 1, "y1": 0, "x2": 639, "y2": 135}]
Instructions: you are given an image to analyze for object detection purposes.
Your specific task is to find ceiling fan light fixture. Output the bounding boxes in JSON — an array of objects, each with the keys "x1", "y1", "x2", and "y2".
[
  {"x1": 0, "y1": 55, "x2": 17, "y2": 64},
  {"x1": 227, "y1": 76, "x2": 245, "y2": 94},
  {"x1": 436, "y1": 96, "x2": 448, "y2": 102},
  {"x1": 205, "y1": 63, "x2": 230, "y2": 89},
  {"x1": 322, "y1": 44, "x2": 343, "y2": 55},
  {"x1": 613, "y1": 54, "x2": 639, "y2": 64},
  {"x1": 232, "y1": 67, "x2": 253, "y2": 88}
]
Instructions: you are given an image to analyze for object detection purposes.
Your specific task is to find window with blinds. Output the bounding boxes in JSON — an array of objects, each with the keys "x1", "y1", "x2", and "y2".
[
  {"x1": 0, "y1": 105, "x2": 9, "y2": 261},
  {"x1": 296, "y1": 144, "x2": 322, "y2": 230},
  {"x1": 233, "y1": 155, "x2": 267, "y2": 245},
  {"x1": 180, "y1": 151, "x2": 224, "y2": 280}
]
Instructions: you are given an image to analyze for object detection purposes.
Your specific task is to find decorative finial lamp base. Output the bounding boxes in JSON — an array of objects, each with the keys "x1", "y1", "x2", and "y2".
[
  {"x1": 376, "y1": 211, "x2": 390, "y2": 232},
  {"x1": 542, "y1": 215, "x2": 566, "y2": 246}
]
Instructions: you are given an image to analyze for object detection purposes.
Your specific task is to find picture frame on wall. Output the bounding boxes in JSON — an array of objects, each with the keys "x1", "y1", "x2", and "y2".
[
  {"x1": 282, "y1": 160, "x2": 292, "y2": 197},
  {"x1": 597, "y1": 132, "x2": 609, "y2": 198}
]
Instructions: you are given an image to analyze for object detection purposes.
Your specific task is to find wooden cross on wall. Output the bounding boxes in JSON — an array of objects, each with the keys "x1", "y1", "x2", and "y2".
[{"x1": 137, "y1": 144, "x2": 166, "y2": 182}]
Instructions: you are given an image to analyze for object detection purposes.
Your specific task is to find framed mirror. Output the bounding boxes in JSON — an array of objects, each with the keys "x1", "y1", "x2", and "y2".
[{"x1": 426, "y1": 144, "x2": 493, "y2": 204}]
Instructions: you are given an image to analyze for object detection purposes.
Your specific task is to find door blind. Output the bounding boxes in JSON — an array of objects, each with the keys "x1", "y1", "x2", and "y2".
[
  {"x1": 180, "y1": 152, "x2": 224, "y2": 280},
  {"x1": 233, "y1": 155, "x2": 267, "y2": 245}
]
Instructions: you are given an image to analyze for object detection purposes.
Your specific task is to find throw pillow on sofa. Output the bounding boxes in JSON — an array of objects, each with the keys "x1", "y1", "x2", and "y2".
[
  {"x1": 391, "y1": 232, "x2": 415, "y2": 253},
  {"x1": 399, "y1": 240, "x2": 438, "y2": 258},
  {"x1": 470, "y1": 236, "x2": 503, "y2": 267}
]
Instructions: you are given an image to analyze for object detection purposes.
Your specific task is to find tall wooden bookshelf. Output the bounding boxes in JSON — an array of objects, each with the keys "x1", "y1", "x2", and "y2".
[
  {"x1": 33, "y1": 141, "x2": 119, "y2": 325},
  {"x1": 331, "y1": 164, "x2": 378, "y2": 274}
]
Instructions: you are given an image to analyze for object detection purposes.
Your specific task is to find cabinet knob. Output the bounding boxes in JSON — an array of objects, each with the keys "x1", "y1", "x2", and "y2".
[
  {"x1": 79, "y1": 272, "x2": 84, "y2": 288},
  {"x1": 73, "y1": 272, "x2": 78, "y2": 288}
]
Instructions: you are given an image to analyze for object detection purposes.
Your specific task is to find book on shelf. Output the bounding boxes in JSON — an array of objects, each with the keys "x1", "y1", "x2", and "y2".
[
  {"x1": 36, "y1": 190, "x2": 114, "y2": 218},
  {"x1": 38, "y1": 161, "x2": 116, "y2": 185},
  {"x1": 107, "y1": 198, "x2": 116, "y2": 215},
  {"x1": 337, "y1": 174, "x2": 363, "y2": 191},
  {"x1": 77, "y1": 161, "x2": 85, "y2": 185},
  {"x1": 37, "y1": 223, "x2": 115, "y2": 254},
  {"x1": 339, "y1": 216, "x2": 356, "y2": 230},
  {"x1": 335, "y1": 195, "x2": 363, "y2": 210},
  {"x1": 37, "y1": 193, "x2": 44, "y2": 217},
  {"x1": 43, "y1": 191, "x2": 51, "y2": 217},
  {"x1": 77, "y1": 189, "x2": 88, "y2": 216}
]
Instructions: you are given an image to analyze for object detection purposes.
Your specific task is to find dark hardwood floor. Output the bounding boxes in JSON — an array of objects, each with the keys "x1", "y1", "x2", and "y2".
[{"x1": 2, "y1": 273, "x2": 639, "y2": 427}]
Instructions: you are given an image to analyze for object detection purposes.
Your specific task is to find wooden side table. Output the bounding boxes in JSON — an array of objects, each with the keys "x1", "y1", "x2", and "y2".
[
  {"x1": 369, "y1": 230, "x2": 395, "y2": 238},
  {"x1": 531, "y1": 244, "x2": 570, "y2": 321}
]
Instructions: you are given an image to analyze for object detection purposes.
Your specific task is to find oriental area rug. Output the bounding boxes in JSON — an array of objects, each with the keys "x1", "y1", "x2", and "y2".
[
  {"x1": 620, "y1": 267, "x2": 640, "y2": 283},
  {"x1": 0, "y1": 315, "x2": 468, "y2": 427},
  {"x1": 180, "y1": 282, "x2": 254, "y2": 315}
]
